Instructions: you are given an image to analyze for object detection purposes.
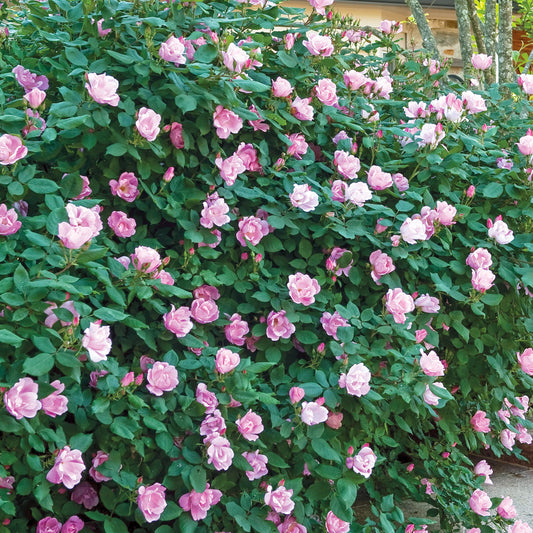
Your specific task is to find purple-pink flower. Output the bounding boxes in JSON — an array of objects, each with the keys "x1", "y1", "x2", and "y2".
[
  {"x1": 85, "y1": 72, "x2": 120, "y2": 106},
  {"x1": 236, "y1": 215, "x2": 269, "y2": 246},
  {"x1": 46, "y1": 446, "x2": 86, "y2": 489},
  {"x1": 289, "y1": 184, "x2": 319, "y2": 212},
  {"x1": 0, "y1": 203, "x2": 22, "y2": 235},
  {"x1": 264, "y1": 485, "x2": 294, "y2": 515},
  {"x1": 159, "y1": 35, "x2": 187, "y2": 65},
  {"x1": 0, "y1": 134, "x2": 28, "y2": 166},
  {"x1": 213, "y1": 105, "x2": 243, "y2": 139},
  {"x1": 287, "y1": 273, "x2": 321, "y2": 306},
  {"x1": 385, "y1": 288, "x2": 415, "y2": 324},
  {"x1": 147, "y1": 361, "x2": 179, "y2": 396},
  {"x1": 82, "y1": 321, "x2": 112, "y2": 362},
  {"x1": 136, "y1": 107, "x2": 161, "y2": 142},
  {"x1": 469, "y1": 489, "x2": 492, "y2": 516},
  {"x1": 215, "y1": 348, "x2": 240, "y2": 374},
  {"x1": 339, "y1": 363, "x2": 371, "y2": 397},
  {"x1": 302, "y1": 30, "x2": 334, "y2": 56},
  {"x1": 179, "y1": 484, "x2": 222, "y2": 521},
  {"x1": 242, "y1": 450, "x2": 268, "y2": 480},
  {"x1": 236, "y1": 409, "x2": 264, "y2": 441},
  {"x1": 137, "y1": 483, "x2": 167, "y2": 523},
  {"x1": 109, "y1": 172, "x2": 140, "y2": 202},
  {"x1": 207, "y1": 435, "x2": 234, "y2": 470},
  {"x1": 42, "y1": 380, "x2": 68, "y2": 418},
  {"x1": 325, "y1": 510, "x2": 350, "y2": 533},
  {"x1": 4, "y1": 377, "x2": 42, "y2": 419},
  {"x1": 107, "y1": 210, "x2": 136, "y2": 238},
  {"x1": 300, "y1": 401, "x2": 328, "y2": 425}
]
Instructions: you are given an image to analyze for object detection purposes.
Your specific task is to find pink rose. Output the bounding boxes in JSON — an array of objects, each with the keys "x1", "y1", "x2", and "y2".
[
  {"x1": 72, "y1": 174, "x2": 92, "y2": 200},
  {"x1": 497, "y1": 497, "x2": 517, "y2": 519},
  {"x1": 326, "y1": 411, "x2": 343, "y2": 429},
  {"x1": 200, "y1": 409, "x2": 226, "y2": 440},
  {"x1": 71, "y1": 482, "x2": 98, "y2": 509},
  {"x1": 385, "y1": 288, "x2": 415, "y2": 324},
  {"x1": 469, "y1": 489, "x2": 492, "y2": 516},
  {"x1": 170, "y1": 122, "x2": 185, "y2": 148},
  {"x1": 163, "y1": 305, "x2": 193, "y2": 338},
  {"x1": 242, "y1": 450, "x2": 268, "y2": 480},
  {"x1": 278, "y1": 516, "x2": 306, "y2": 533},
  {"x1": 417, "y1": 123, "x2": 445, "y2": 148},
  {"x1": 82, "y1": 321, "x2": 112, "y2": 362},
  {"x1": 179, "y1": 484, "x2": 222, "y2": 521},
  {"x1": 423, "y1": 383, "x2": 445, "y2": 406},
  {"x1": 300, "y1": 401, "x2": 328, "y2": 425},
  {"x1": 235, "y1": 142, "x2": 262, "y2": 172},
  {"x1": 380, "y1": 19, "x2": 402, "y2": 34},
  {"x1": 488, "y1": 219, "x2": 514, "y2": 245},
  {"x1": 367, "y1": 165, "x2": 393, "y2": 190},
  {"x1": 289, "y1": 183, "x2": 319, "y2": 212},
  {"x1": 24, "y1": 87, "x2": 46, "y2": 108},
  {"x1": 466, "y1": 248, "x2": 492, "y2": 270},
  {"x1": 225, "y1": 313, "x2": 249, "y2": 346},
  {"x1": 4, "y1": 377, "x2": 41, "y2": 419},
  {"x1": 213, "y1": 105, "x2": 243, "y2": 139},
  {"x1": 89, "y1": 450, "x2": 112, "y2": 482},
  {"x1": 147, "y1": 361, "x2": 179, "y2": 396},
  {"x1": 474, "y1": 460, "x2": 493, "y2": 484},
  {"x1": 414, "y1": 294, "x2": 440, "y2": 313},
  {"x1": 508, "y1": 521, "x2": 533, "y2": 533},
  {"x1": 339, "y1": 363, "x2": 371, "y2": 397},
  {"x1": 57, "y1": 204, "x2": 102, "y2": 249},
  {"x1": 334, "y1": 150, "x2": 360, "y2": 179},
  {"x1": 419, "y1": 350, "x2": 445, "y2": 377},
  {"x1": 0, "y1": 203, "x2": 22, "y2": 235},
  {"x1": 196, "y1": 383, "x2": 218, "y2": 414},
  {"x1": 320, "y1": 311, "x2": 349, "y2": 340},
  {"x1": 272, "y1": 76, "x2": 293, "y2": 97},
  {"x1": 286, "y1": 133, "x2": 308, "y2": 160},
  {"x1": 326, "y1": 247, "x2": 352, "y2": 276},
  {"x1": 200, "y1": 195, "x2": 230, "y2": 228},
  {"x1": 37, "y1": 518, "x2": 62, "y2": 533},
  {"x1": 350, "y1": 446, "x2": 377, "y2": 478},
  {"x1": 434, "y1": 200, "x2": 457, "y2": 226},
  {"x1": 191, "y1": 298, "x2": 219, "y2": 324},
  {"x1": 517, "y1": 348, "x2": 533, "y2": 375},
  {"x1": 400, "y1": 217, "x2": 427, "y2": 244},
  {"x1": 264, "y1": 485, "x2": 294, "y2": 515},
  {"x1": 287, "y1": 272, "x2": 321, "y2": 306},
  {"x1": 207, "y1": 436, "x2": 234, "y2": 471},
  {"x1": 291, "y1": 97, "x2": 314, "y2": 121},
  {"x1": 85, "y1": 72, "x2": 120, "y2": 106},
  {"x1": 236, "y1": 215, "x2": 269, "y2": 246},
  {"x1": 132, "y1": 245, "x2": 161, "y2": 273},
  {"x1": 159, "y1": 35, "x2": 186, "y2": 65},
  {"x1": 470, "y1": 410, "x2": 491, "y2": 433},
  {"x1": 517, "y1": 133, "x2": 533, "y2": 156},
  {"x1": 331, "y1": 179, "x2": 347, "y2": 202},
  {"x1": 236, "y1": 409, "x2": 264, "y2": 441},
  {"x1": 216, "y1": 154, "x2": 245, "y2": 186},
  {"x1": 345, "y1": 181, "x2": 373, "y2": 207},
  {"x1": 192, "y1": 285, "x2": 219, "y2": 301},
  {"x1": 302, "y1": 30, "x2": 334, "y2": 56},
  {"x1": 0, "y1": 476, "x2": 14, "y2": 489},
  {"x1": 61, "y1": 516, "x2": 84, "y2": 533},
  {"x1": 369, "y1": 250, "x2": 395, "y2": 283},
  {"x1": 222, "y1": 42, "x2": 249, "y2": 72},
  {"x1": 41, "y1": 380, "x2": 68, "y2": 418},
  {"x1": 309, "y1": 0, "x2": 334, "y2": 15},
  {"x1": 315, "y1": 78, "x2": 338, "y2": 106},
  {"x1": 12, "y1": 65, "x2": 49, "y2": 91},
  {"x1": 0, "y1": 134, "x2": 28, "y2": 165},
  {"x1": 107, "y1": 210, "x2": 136, "y2": 238},
  {"x1": 325, "y1": 511, "x2": 350, "y2": 533},
  {"x1": 289, "y1": 386, "x2": 305, "y2": 404},
  {"x1": 462, "y1": 91, "x2": 486, "y2": 114},
  {"x1": 344, "y1": 69, "x2": 368, "y2": 91},
  {"x1": 471, "y1": 53, "x2": 493, "y2": 70},
  {"x1": 46, "y1": 446, "x2": 86, "y2": 489},
  {"x1": 109, "y1": 171, "x2": 139, "y2": 202},
  {"x1": 96, "y1": 18, "x2": 111, "y2": 37},
  {"x1": 138, "y1": 483, "x2": 167, "y2": 523},
  {"x1": 215, "y1": 348, "x2": 240, "y2": 374},
  {"x1": 136, "y1": 107, "x2": 161, "y2": 142},
  {"x1": 471, "y1": 268, "x2": 495, "y2": 292}
]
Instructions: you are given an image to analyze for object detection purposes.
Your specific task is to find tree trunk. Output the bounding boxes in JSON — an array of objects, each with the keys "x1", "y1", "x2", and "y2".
[
  {"x1": 498, "y1": 0, "x2": 516, "y2": 84},
  {"x1": 404, "y1": 0, "x2": 440, "y2": 59},
  {"x1": 466, "y1": 0, "x2": 486, "y2": 54},
  {"x1": 484, "y1": 0, "x2": 497, "y2": 84},
  {"x1": 454, "y1": 0, "x2": 474, "y2": 79}
]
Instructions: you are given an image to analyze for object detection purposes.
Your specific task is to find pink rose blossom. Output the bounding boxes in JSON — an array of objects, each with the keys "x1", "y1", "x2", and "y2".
[
  {"x1": 200, "y1": 409, "x2": 226, "y2": 440},
  {"x1": 279, "y1": 516, "x2": 306, "y2": 533},
  {"x1": 170, "y1": 122, "x2": 185, "y2": 149},
  {"x1": 508, "y1": 521, "x2": 533, "y2": 533},
  {"x1": 344, "y1": 70, "x2": 369, "y2": 91},
  {"x1": 235, "y1": 142, "x2": 262, "y2": 172},
  {"x1": 272, "y1": 76, "x2": 293, "y2": 97},
  {"x1": 163, "y1": 305, "x2": 193, "y2": 338},
  {"x1": 136, "y1": 107, "x2": 161, "y2": 142},
  {"x1": 333, "y1": 150, "x2": 360, "y2": 179},
  {"x1": 471, "y1": 268, "x2": 495, "y2": 292},
  {"x1": 85, "y1": 72, "x2": 120, "y2": 106},
  {"x1": 462, "y1": 91, "x2": 487, "y2": 114},
  {"x1": 497, "y1": 497, "x2": 517, "y2": 519},
  {"x1": 41, "y1": 380, "x2": 68, "y2": 418},
  {"x1": 107, "y1": 210, "x2": 136, "y2": 238},
  {"x1": 419, "y1": 350, "x2": 445, "y2": 377},
  {"x1": 326, "y1": 247, "x2": 352, "y2": 276},
  {"x1": 61, "y1": 516, "x2": 84, "y2": 533},
  {"x1": 12, "y1": 65, "x2": 49, "y2": 91},
  {"x1": 46, "y1": 446, "x2": 86, "y2": 489},
  {"x1": 242, "y1": 450, "x2": 268, "y2": 480},
  {"x1": 287, "y1": 272, "x2": 321, "y2": 306},
  {"x1": 380, "y1": 19, "x2": 402, "y2": 34},
  {"x1": 320, "y1": 311, "x2": 349, "y2": 340},
  {"x1": 517, "y1": 133, "x2": 533, "y2": 156},
  {"x1": 339, "y1": 363, "x2": 371, "y2": 397},
  {"x1": 96, "y1": 18, "x2": 111, "y2": 37},
  {"x1": 325, "y1": 511, "x2": 350, "y2": 533},
  {"x1": 159, "y1": 35, "x2": 187, "y2": 65},
  {"x1": 326, "y1": 411, "x2": 343, "y2": 429},
  {"x1": 331, "y1": 180, "x2": 347, "y2": 202},
  {"x1": 474, "y1": 460, "x2": 493, "y2": 484},
  {"x1": 385, "y1": 288, "x2": 415, "y2": 324},
  {"x1": 423, "y1": 383, "x2": 445, "y2": 406},
  {"x1": 435, "y1": 200, "x2": 457, "y2": 225},
  {"x1": 291, "y1": 97, "x2": 314, "y2": 121},
  {"x1": 519, "y1": 74, "x2": 533, "y2": 95},
  {"x1": 71, "y1": 482, "x2": 98, "y2": 509},
  {"x1": 404, "y1": 101, "x2": 427, "y2": 119},
  {"x1": 400, "y1": 217, "x2": 427, "y2": 244},
  {"x1": 216, "y1": 154, "x2": 246, "y2": 186},
  {"x1": 417, "y1": 123, "x2": 445, "y2": 148},
  {"x1": 109, "y1": 172, "x2": 139, "y2": 202},
  {"x1": 345, "y1": 181, "x2": 373, "y2": 206},
  {"x1": 315, "y1": 78, "x2": 338, "y2": 106},
  {"x1": 289, "y1": 183, "x2": 319, "y2": 212},
  {"x1": 179, "y1": 484, "x2": 222, "y2": 521},
  {"x1": 89, "y1": 450, "x2": 112, "y2": 482},
  {"x1": 57, "y1": 203, "x2": 102, "y2": 249},
  {"x1": 266, "y1": 310, "x2": 295, "y2": 341},
  {"x1": 300, "y1": 401, "x2": 328, "y2": 425},
  {"x1": 350, "y1": 446, "x2": 377, "y2": 478},
  {"x1": 0, "y1": 203, "x2": 22, "y2": 235},
  {"x1": 0, "y1": 476, "x2": 14, "y2": 489},
  {"x1": 196, "y1": 383, "x2": 218, "y2": 414},
  {"x1": 132, "y1": 245, "x2": 161, "y2": 273},
  {"x1": 36, "y1": 518, "x2": 62, "y2": 533},
  {"x1": 137, "y1": 483, "x2": 167, "y2": 523},
  {"x1": 236, "y1": 215, "x2": 269, "y2": 246},
  {"x1": 369, "y1": 250, "x2": 395, "y2": 283},
  {"x1": 471, "y1": 53, "x2": 493, "y2": 70},
  {"x1": 200, "y1": 196, "x2": 230, "y2": 228},
  {"x1": 24, "y1": 87, "x2": 46, "y2": 108},
  {"x1": 215, "y1": 348, "x2": 240, "y2": 374},
  {"x1": 72, "y1": 174, "x2": 92, "y2": 200},
  {"x1": 225, "y1": 313, "x2": 249, "y2": 345},
  {"x1": 264, "y1": 485, "x2": 295, "y2": 515},
  {"x1": 518, "y1": 348, "x2": 533, "y2": 375},
  {"x1": 147, "y1": 361, "x2": 179, "y2": 396},
  {"x1": 4, "y1": 377, "x2": 41, "y2": 419},
  {"x1": 236, "y1": 409, "x2": 264, "y2": 441},
  {"x1": 469, "y1": 489, "x2": 492, "y2": 516},
  {"x1": 415, "y1": 329, "x2": 428, "y2": 343},
  {"x1": 213, "y1": 106, "x2": 243, "y2": 139},
  {"x1": 223, "y1": 42, "x2": 249, "y2": 72},
  {"x1": 191, "y1": 298, "x2": 219, "y2": 324},
  {"x1": 414, "y1": 294, "x2": 440, "y2": 313},
  {"x1": 466, "y1": 248, "x2": 492, "y2": 270},
  {"x1": 367, "y1": 165, "x2": 393, "y2": 190},
  {"x1": 488, "y1": 219, "x2": 514, "y2": 244},
  {"x1": 207, "y1": 436, "x2": 234, "y2": 471},
  {"x1": 0, "y1": 134, "x2": 28, "y2": 166},
  {"x1": 82, "y1": 321, "x2": 112, "y2": 362},
  {"x1": 289, "y1": 386, "x2": 305, "y2": 404},
  {"x1": 470, "y1": 410, "x2": 491, "y2": 433},
  {"x1": 309, "y1": 0, "x2": 334, "y2": 15},
  {"x1": 303, "y1": 30, "x2": 334, "y2": 56}
]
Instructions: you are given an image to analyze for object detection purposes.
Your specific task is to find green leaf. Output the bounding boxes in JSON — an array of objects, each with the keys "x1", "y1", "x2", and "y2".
[
  {"x1": 189, "y1": 465, "x2": 207, "y2": 493},
  {"x1": 65, "y1": 46, "x2": 88, "y2": 67},
  {"x1": 23, "y1": 353, "x2": 55, "y2": 376},
  {"x1": 110, "y1": 417, "x2": 140, "y2": 440},
  {"x1": 311, "y1": 438, "x2": 341, "y2": 462},
  {"x1": 337, "y1": 478, "x2": 358, "y2": 507},
  {"x1": 106, "y1": 143, "x2": 129, "y2": 156},
  {"x1": 94, "y1": 307, "x2": 128, "y2": 322},
  {"x1": 175, "y1": 94, "x2": 197, "y2": 113},
  {"x1": 482, "y1": 182, "x2": 504, "y2": 198},
  {"x1": 0, "y1": 328, "x2": 24, "y2": 347},
  {"x1": 56, "y1": 115, "x2": 91, "y2": 129},
  {"x1": 104, "y1": 517, "x2": 129, "y2": 533},
  {"x1": 295, "y1": 330, "x2": 319, "y2": 344},
  {"x1": 107, "y1": 50, "x2": 136, "y2": 64},
  {"x1": 160, "y1": 501, "x2": 182, "y2": 521},
  {"x1": 277, "y1": 50, "x2": 297, "y2": 67},
  {"x1": 480, "y1": 293, "x2": 503, "y2": 306},
  {"x1": 194, "y1": 44, "x2": 218, "y2": 63},
  {"x1": 28, "y1": 179, "x2": 59, "y2": 194}
]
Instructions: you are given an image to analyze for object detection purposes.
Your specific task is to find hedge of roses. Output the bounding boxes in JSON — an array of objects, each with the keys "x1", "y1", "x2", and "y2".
[{"x1": 0, "y1": 0, "x2": 532, "y2": 532}]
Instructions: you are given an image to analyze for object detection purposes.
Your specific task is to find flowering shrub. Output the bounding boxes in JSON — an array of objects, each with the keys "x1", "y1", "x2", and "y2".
[{"x1": 0, "y1": 0, "x2": 532, "y2": 532}]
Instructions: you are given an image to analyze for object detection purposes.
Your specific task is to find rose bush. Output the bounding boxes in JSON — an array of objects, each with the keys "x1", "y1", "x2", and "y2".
[{"x1": 0, "y1": 0, "x2": 532, "y2": 531}]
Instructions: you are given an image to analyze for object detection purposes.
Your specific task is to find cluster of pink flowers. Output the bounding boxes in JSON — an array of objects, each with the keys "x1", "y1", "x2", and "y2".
[
  {"x1": 487, "y1": 215, "x2": 514, "y2": 245},
  {"x1": 36, "y1": 516, "x2": 84, "y2": 533},
  {"x1": 466, "y1": 247, "x2": 495, "y2": 292},
  {"x1": 57, "y1": 203, "x2": 103, "y2": 249}
]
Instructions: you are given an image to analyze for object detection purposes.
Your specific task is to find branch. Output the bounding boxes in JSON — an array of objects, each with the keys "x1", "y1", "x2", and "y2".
[
  {"x1": 466, "y1": 0, "x2": 486, "y2": 54},
  {"x1": 404, "y1": 0, "x2": 440, "y2": 59},
  {"x1": 454, "y1": 0, "x2": 474, "y2": 79}
]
